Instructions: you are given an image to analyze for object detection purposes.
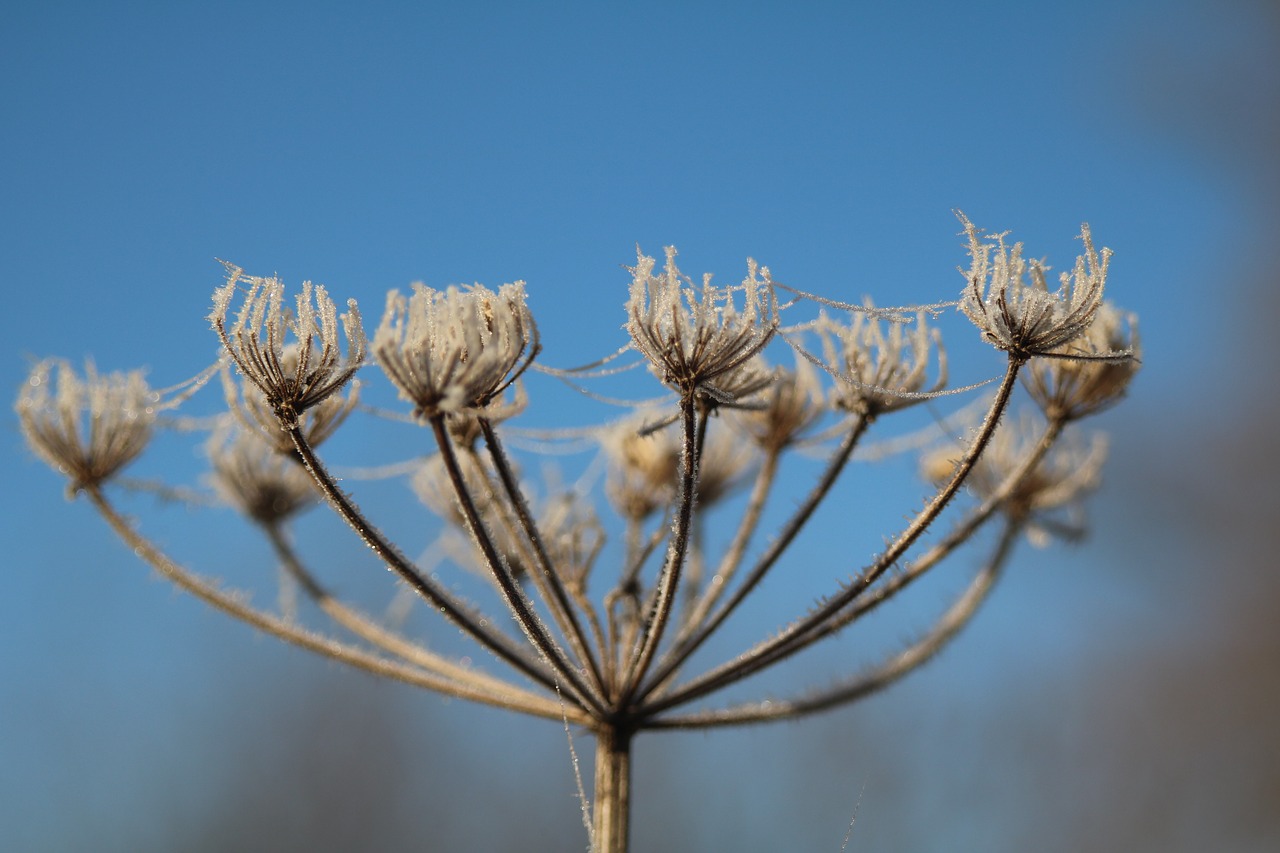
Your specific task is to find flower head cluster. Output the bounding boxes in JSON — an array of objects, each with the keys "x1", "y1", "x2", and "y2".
[
  {"x1": 922, "y1": 413, "x2": 1108, "y2": 545},
  {"x1": 813, "y1": 307, "x2": 946, "y2": 416},
  {"x1": 17, "y1": 359, "x2": 160, "y2": 492},
  {"x1": 374, "y1": 282, "x2": 536, "y2": 419},
  {"x1": 957, "y1": 213, "x2": 1109, "y2": 359},
  {"x1": 1023, "y1": 303, "x2": 1140, "y2": 421},
  {"x1": 625, "y1": 246, "x2": 777, "y2": 400},
  {"x1": 208, "y1": 427, "x2": 317, "y2": 525},
  {"x1": 412, "y1": 450, "x2": 498, "y2": 526},
  {"x1": 220, "y1": 350, "x2": 360, "y2": 455},
  {"x1": 603, "y1": 412, "x2": 753, "y2": 520},
  {"x1": 211, "y1": 264, "x2": 366, "y2": 428},
  {"x1": 731, "y1": 355, "x2": 825, "y2": 451}
]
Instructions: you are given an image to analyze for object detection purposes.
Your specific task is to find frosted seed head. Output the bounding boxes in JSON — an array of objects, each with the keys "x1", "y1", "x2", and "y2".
[
  {"x1": 443, "y1": 381, "x2": 528, "y2": 450},
  {"x1": 957, "y1": 213, "x2": 1109, "y2": 359},
  {"x1": 16, "y1": 359, "x2": 160, "y2": 492},
  {"x1": 1023, "y1": 302, "x2": 1140, "y2": 421},
  {"x1": 814, "y1": 306, "x2": 946, "y2": 416},
  {"x1": 412, "y1": 450, "x2": 498, "y2": 526},
  {"x1": 921, "y1": 412, "x2": 1108, "y2": 544},
  {"x1": 625, "y1": 246, "x2": 778, "y2": 398},
  {"x1": 732, "y1": 354, "x2": 824, "y2": 450},
  {"x1": 602, "y1": 410, "x2": 753, "y2": 518},
  {"x1": 210, "y1": 264, "x2": 365, "y2": 428},
  {"x1": 207, "y1": 425, "x2": 317, "y2": 524},
  {"x1": 602, "y1": 412, "x2": 682, "y2": 521},
  {"x1": 373, "y1": 281, "x2": 536, "y2": 420},
  {"x1": 219, "y1": 356, "x2": 360, "y2": 455}
]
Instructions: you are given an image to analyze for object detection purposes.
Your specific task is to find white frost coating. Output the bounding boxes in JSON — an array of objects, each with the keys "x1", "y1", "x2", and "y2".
[
  {"x1": 957, "y1": 212, "x2": 1109, "y2": 357},
  {"x1": 16, "y1": 359, "x2": 159, "y2": 489},
  {"x1": 210, "y1": 263, "x2": 366, "y2": 423},
  {"x1": 812, "y1": 304, "x2": 947, "y2": 415},
  {"x1": 373, "y1": 281, "x2": 536, "y2": 418},
  {"x1": 625, "y1": 246, "x2": 777, "y2": 397}
]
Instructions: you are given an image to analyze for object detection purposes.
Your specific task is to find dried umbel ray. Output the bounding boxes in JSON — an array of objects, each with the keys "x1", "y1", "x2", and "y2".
[{"x1": 17, "y1": 214, "x2": 1139, "y2": 853}]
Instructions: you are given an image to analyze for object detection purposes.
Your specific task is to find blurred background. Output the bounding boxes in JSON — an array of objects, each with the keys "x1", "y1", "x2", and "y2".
[{"x1": 3, "y1": 0, "x2": 1277, "y2": 850}]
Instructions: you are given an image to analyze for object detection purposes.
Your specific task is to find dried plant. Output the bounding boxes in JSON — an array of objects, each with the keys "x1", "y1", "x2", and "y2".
[{"x1": 16, "y1": 213, "x2": 1140, "y2": 852}]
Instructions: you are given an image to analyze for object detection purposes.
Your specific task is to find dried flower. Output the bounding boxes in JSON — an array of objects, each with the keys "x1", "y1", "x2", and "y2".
[
  {"x1": 1023, "y1": 303, "x2": 1140, "y2": 421},
  {"x1": 922, "y1": 413, "x2": 1107, "y2": 545},
  {"x1": 957, "y1": 212, "x2": 1109, "y2": 359},
  {"x1": 441, "y1": 382, "x2": 529, "y2": 451},
  {"x1": 16, "y1": 359, "x2": 160, "y2": 492},
  {"x1": 211, "y1": 264, "x2": 366, "y2": 428},
  {"x1": 374, "y1": 282, "x2": 536, "y2": 419},
  {"x1": 208, "y1": 427, "x2": 317, "y2": 524},
  {"x1": 625, "y1": 246, "x2": 777, "y2": 399},
  {"x1": 732, "y1": 355, "x2": 825, "y2": 451},
  {"x1": 412, "y1": 450, "x2": 498, "y2": 526},
  {"x1": 603, "y1": 412, "x2": 753, "y2": 519},
  {"x1": 220, "y1": 352, "x2": 360, "y2": 455},
  {"x1": 537, "y1": 492, "x2": 605, "y2": 594},
  {"x1": 813, "y1": 307, "x2": 946, "y2": 416},
  {"x1": 603, "y1": 414, "x2": 681, "y2": 521}
]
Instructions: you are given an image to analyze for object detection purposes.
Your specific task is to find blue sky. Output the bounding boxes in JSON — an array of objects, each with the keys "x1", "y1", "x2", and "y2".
[{"x1": 2, "y1": 1, "x2": 1265, "y2": 850}]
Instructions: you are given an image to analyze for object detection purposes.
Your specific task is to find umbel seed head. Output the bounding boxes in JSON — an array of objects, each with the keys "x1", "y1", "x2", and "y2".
[
  {"x1": 16, "y1": 359, "x2": 159, "y2": 493},
  {"x1": 1023, "y1": 302, "x2": 1140, "y2": 421},
  {"x1": 210, "y1": 263, "x2": 366, "y2": 429},
  {"x1": 957, "y1": 212, "x2": 1109, "y2": 360},
  {"x1": 625, "y1": 246, "x2": 778, "y2": 400},
  {"x1": 814, "y1": 306, "x2": 947, "y2": 417},
  {"x1": 373, "y1": 281, "x2": 537, "y2": 420},
  {"x1": 207, "y1": 426, "x2": 317, "y2": 525}
]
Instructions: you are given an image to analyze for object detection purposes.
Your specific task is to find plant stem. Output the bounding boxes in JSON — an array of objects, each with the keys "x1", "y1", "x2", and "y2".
[{"x1": 592, "y1": 725, "x2": 633, "y2": 853}]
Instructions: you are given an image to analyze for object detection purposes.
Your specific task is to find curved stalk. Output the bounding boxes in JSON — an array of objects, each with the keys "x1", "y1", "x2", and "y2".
[
  {"x1": 799, "y1": 416, "x2": 1065, "y2": 643},
  {"x1": 85, "y1": 486, "x2": 590, "y2": 724},
  {"x1": 262, "y1": 521, "x2": 548, "y2": 702},
  {"x1": 286, "y1": 424, "x2": 560, "y2": 694},
  {"x1": 677, "y1": 446, "x2": 780, "y2": 634},
  {"x1": 640, "y1": 412, "x2": 870, "y2": 700},
  {"x1": 641, "y1": 357, "x2": 1024, "y2": 715},
  {"x1": 430, "y1": 416, "x2": 606, "y2": 713},
  {"x1": 646, "y1": 517, "x2": 1021, "y2": 729},
  {"x1": 618, "y1": 396, "x2": 702, "y2": 703},
  {"x1": 479, "y1": 417, "x2": 608, "y2": 699}
]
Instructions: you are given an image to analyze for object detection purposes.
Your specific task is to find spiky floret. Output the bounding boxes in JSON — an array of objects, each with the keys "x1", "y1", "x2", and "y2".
[
  {"x1": 210, "y1": 263, "x2": 366, "y2": 429},
  {"x1": 813, "y1": 306, "x2": 947, "y2": 416},
  {"x1": 16, "y1": 359, "x2": 159, "y2": 492},
  {"x1": 373, "y1": 282, "x2": 536, "y2": 419},
  {"x1": 207, "y1": 426, "x2": 317, "y2": 524},
  {"x1": 922, "y1": 412, "x2": 1108, "y2": 545},
  {"x1": 625, "y1": 246, "x2": 777, "y2": 399},
  {"x1": 957, "y1": 212, "x2": 1109, "y2": 359},
  {"x1": 731, "y1": 355, "x2": 825, "y2": 451},
  {"x1": 1023, "y1": 302, "x2": 1140, "y2": 421}
]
